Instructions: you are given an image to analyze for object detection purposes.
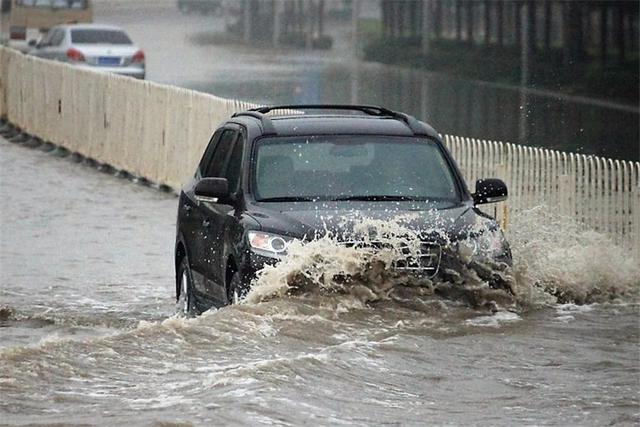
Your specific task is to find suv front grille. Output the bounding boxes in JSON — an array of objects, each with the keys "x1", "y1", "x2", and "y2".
[
  {"x1": 340, "y1": 240, "x2": 441, "y2": 277},
  {"x1": 394, "y1": 242, "x2": 441, "y2": 274}
]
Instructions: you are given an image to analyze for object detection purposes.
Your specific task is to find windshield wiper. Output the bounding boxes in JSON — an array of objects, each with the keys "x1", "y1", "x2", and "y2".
[
  {"x1": 257, "y1": 196, "x2": 319, "y2": 202},
  {"x1": 331, "y1": 195, "x2": 425, "y2": 202}
]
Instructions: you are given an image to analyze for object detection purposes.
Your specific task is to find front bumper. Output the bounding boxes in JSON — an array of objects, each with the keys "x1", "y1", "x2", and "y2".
[
  {"x1": 244, "y1": 243, "x2": 443, "y2": 285},
  {"x1": 248, "y1": 251, "x2": 280, "y2": 273},
  {"x1": 246, "y1": 244, "x2": 511, "y2": 277}
]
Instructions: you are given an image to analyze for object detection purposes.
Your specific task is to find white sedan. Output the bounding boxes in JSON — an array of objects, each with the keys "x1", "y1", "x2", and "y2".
[{"x1": 29, "y1": 24, "x2": 145, "y2": 80}]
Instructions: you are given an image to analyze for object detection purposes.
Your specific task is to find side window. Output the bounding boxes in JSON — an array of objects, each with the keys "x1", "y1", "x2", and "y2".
[
  {"x1": 198, "y1": 130, "x2": 223, "y2": 176},
  {"x1": 224, "y1": 133, "x2": 245, "y2": 193},
  {"x1": 40, "y1": 29, "x2": 56, "y2": 46},
  {"x1": 203, "y1": 130, "x2": 237, "y2": 178},
  {"x1": 50, "y1": 29, "x2": 65, "y2": 46}
]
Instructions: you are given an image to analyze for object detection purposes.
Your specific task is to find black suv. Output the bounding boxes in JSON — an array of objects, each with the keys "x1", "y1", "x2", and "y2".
[{"x1": 174, "y1": 105, "x2": 510, "y2": 314}]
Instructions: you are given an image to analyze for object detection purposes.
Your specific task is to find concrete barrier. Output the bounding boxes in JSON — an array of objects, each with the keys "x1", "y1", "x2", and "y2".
[
  {"x1": 0, "y1": 47, "x2": 257, "y2": 190},
  {"x1": 1, "y1": 46, "x2": 638, "y2": 258}
]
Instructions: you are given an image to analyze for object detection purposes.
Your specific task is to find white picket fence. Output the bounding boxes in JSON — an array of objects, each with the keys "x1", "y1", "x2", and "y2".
[
  {"x1": 444, "y1": 136, "x2": 640, "y2": 253},
  {"x1": 0, "y1": 46, "x2": 638, "y2": 258}
]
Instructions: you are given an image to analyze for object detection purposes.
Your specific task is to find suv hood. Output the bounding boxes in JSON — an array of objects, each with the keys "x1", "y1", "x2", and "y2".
[{"x1": 247, "y1": 201, "x2": 493, "y2": 244}]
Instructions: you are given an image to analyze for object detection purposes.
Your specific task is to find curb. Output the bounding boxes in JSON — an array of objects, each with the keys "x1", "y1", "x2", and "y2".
[{"x1": 0, "y1": 119, "x2": 178, "y2": 195}]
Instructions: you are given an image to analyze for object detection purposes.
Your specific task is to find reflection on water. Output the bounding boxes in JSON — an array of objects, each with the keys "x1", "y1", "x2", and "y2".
[
  {"x1": 97, "y1": 5, "x2": 638, "y2": 161},
  {"x1": 187, "y1": 62, "x2": 639, "y2": 161}
]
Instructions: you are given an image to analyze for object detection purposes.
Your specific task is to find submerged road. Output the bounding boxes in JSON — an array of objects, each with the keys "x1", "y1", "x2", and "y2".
[{"x1": 1, "y1": 135, "x2": 639, "y2": 425}]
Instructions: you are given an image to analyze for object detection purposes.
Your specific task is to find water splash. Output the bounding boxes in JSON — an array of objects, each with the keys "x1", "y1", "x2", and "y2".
[
  {"x1": 244, "y1": 207, "x2": 639, "y2": 310},
  {"x1": 245, "y1": 213, "x2": 516, "y2": 311},
  {"x1": 506, "y1": 206, "x2": 640, "y2": 305}
]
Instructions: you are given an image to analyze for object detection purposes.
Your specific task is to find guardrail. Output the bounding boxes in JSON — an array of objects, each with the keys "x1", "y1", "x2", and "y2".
[
  {"x1": 444, "y1": 136, "x2": 640, "y2": 254},
  {"x1": 0, "y1": 46, "x2": 638, "y2": 259},
  {"x1": 0, "y1": 46, "x2": 255, "y2": 191}
]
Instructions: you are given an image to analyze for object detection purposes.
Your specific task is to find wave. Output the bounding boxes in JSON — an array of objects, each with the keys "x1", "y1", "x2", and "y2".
[
  {"x1": 2, "y1": 207, "x2": 636, "y2": 363},
  {"x1": 507, "y1": 206, "x2": 640, "y2": 305},
  {"x1": 244, "y1": 207, "x2": 639, "y2": 310},
  {"x1": 0, "y1": 304, "x2": 142, "y2": 330}
]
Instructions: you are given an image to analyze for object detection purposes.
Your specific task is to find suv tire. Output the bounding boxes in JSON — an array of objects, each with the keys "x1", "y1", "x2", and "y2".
[
  {"x1": 177, "y1": 258, "x2": 197, "y2": 316},
  {"x1": 227, "y1": 271, "x2": 248, "y2": 305}
]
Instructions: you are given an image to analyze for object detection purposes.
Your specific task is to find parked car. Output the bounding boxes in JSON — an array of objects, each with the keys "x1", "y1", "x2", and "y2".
[
  {"x1": 177, "y1": 0, "x2": 222, "y2": 15},
  {"x1": 29, "y1": 24, "x2": 145, "y2": 79},
  {"x1": 174, "y1": 105, "x2": 511, "y2": 314}
]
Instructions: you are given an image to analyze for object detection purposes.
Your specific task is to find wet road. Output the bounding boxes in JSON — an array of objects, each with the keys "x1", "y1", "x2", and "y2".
[
  {"x1": 1, "y1": 136, "x2": 640, "y2": 425},
  {"x1": 93, "y1": 5, "x2": 639, "y2": 160}
]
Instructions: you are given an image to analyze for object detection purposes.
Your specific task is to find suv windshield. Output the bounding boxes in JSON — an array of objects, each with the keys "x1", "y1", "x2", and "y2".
[
  {"x1": 253, "y1": 136, "x2": 460, "y2": 202},
  {"x1": 71, "y1": 29, "x2": 132, "y2": 45}
]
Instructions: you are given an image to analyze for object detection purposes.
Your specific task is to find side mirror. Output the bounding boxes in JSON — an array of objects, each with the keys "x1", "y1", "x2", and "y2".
[
  {"x1": 28, "y1": 39, "x2": 37, "y2": 47},
  {"x1": 473, "y1": 178, "x2": 508, "y2": 205},
  {"x1": 194, "y1": 177, "x2": 229, "y2": 203}
]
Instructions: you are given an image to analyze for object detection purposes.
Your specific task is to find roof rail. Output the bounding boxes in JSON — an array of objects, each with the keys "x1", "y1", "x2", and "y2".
[
  {"x1": 250, "y1": 104, "x2": 389, "y2": 116},
  {"x1": 248, "y1": 104, "x2": 432, "y2": 136},
  {"x1": 231, "y1": 111, "x2": 277, "y2": 136}
]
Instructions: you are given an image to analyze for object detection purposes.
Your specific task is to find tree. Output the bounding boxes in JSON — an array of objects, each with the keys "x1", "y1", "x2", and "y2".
[
  {"x1": 615, "y1": 1, "x2": 625, "y2": 64},
  {"x1": 514, "y1": 1, "x2": 522, "y2": 48},
  {"x1": 563, "y1": 0, "x2": 585, "y2": 64},
  {"x1": 484, "y1": 0, "x2": 491, "y2": 45},
  {"x1": 496, "y1": 0, "x2": 504, "y2": 46}
]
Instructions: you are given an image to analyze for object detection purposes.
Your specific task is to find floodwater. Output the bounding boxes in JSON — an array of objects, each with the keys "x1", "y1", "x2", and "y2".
[
  {"x1": 1, "y1": 134, "x2": 639, "y2": 425},
  {"x1": 1, "y1": 3, "x2": 640, "y2": 426},
  {"x1": 94, "y1": 4, "x2": 639, "y2": 161}
]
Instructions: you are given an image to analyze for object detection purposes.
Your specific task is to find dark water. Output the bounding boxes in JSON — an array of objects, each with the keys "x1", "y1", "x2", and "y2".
[
  {"x1": 98, "y1": 6, "x2": 639, "y2": 161},
  {"x1": 188, "y1": 63, "x2": 639, "y2": 161}
]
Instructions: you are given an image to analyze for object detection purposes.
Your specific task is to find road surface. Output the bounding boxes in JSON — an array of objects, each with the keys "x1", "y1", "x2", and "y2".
[{"x1": 1, "y1": 135, "x2": 639, "y2": 425}]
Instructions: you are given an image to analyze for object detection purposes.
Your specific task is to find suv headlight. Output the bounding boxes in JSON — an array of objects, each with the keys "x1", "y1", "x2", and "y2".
[
  {"x1": 473, "y1": 228, "x2": 506, "y2": 258},
  {"x1": 247, "y1": 231, "x2": 294, "y2": 259},
  {"x1": 458, "y1": 228, "x2": 507, "y2": 261}
]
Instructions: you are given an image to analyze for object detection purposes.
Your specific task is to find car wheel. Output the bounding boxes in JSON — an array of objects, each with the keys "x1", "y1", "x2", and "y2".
[
  {"x1": 177, "y1": 258, "x2": 197, "y2": 316},
  {"x1": 227, "y1": 271, "x2": 248, "y2": 305}
]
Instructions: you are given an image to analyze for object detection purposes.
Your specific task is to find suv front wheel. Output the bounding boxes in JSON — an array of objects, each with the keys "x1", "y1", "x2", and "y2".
[
  {"x1": 227, "y1": 271, "x2": 248, "y2": 305},
  {"x1": 177, "y1": 258, "x2": 197, "y2": 316}
]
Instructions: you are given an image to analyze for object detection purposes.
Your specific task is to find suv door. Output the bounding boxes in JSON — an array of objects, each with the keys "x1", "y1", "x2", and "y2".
[
  {"x1": 201, "y1": 127, "x2": 246, "y2": 301},
  {"x1": 189, "y1": 127, "x2": 239, "y2": 303},
  {"x1": 180, "y1": 129, "x2": 221, "y2": 285}
]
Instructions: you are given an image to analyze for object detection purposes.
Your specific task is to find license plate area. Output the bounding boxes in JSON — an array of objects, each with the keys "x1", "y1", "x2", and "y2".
[
  {"x1": 98, "y1": 57, "x2": 121, "y2": 66},
  {"x1": 342, "y1": 240, "x2": 441, "y2": 276},
  {"x1": 394, "y1": 242, "x2": 441, "y2": 273}
]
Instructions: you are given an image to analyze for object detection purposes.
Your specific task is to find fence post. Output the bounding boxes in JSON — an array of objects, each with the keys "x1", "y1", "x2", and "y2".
[
  {"x1": 494, "y1": 162, "x2": 508, "y2": 229},
  {"x1": 558, "y1": 174, "x2": 573, "y2": 218}
]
